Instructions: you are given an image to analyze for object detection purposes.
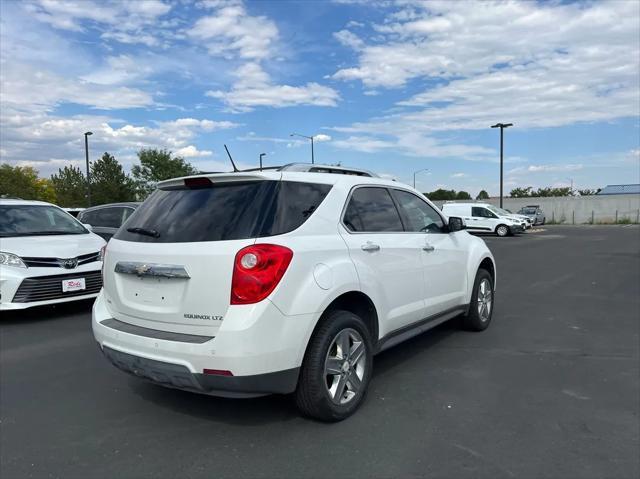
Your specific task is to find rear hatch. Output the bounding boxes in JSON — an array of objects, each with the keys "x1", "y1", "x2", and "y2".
[{"x1": 102, "y1": 172, "x2": 332, "y2": 336}]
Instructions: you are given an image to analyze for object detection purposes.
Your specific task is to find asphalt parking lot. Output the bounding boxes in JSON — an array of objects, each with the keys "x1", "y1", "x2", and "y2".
[{"x1": 1, "y1": 225, "x2": 639, "y2": 479}]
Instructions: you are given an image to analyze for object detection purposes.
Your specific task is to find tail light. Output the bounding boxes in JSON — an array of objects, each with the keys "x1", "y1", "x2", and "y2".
[
  {"x1": 231, "y1": 244, "x2": 293, "y2": 305},
  {"x1": 99, "y1": 245, "x2": 107, "y2": 284}
]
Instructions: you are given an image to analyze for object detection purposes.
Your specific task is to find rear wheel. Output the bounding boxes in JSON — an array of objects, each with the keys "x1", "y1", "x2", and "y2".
[
  {"x1": 495, "y1": 224, "x2": 509, "y2": 237},
  {"x1": 295, "y1": 310, "x2": 373, "y2": 422},
  {"x1": 462, "y1": 269, "x2": 494, "y2": 331}
]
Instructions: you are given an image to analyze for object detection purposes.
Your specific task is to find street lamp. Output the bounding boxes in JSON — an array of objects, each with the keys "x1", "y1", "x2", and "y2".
[
  {"x1": 413, "y1": 168, "x2": 429, "y2": 189},
  {"x1": 259, "y1": 153, "x2": 266, "y2": 171},
  {"x1": 84, "y1": 131, "x2": 93, "y2": 207},
  {"x1": 490, "y1": 122, "x2": 513, "y2": 208},
  {"x1": 290, "y1": 133, "x2": 314, "y2": 164}
]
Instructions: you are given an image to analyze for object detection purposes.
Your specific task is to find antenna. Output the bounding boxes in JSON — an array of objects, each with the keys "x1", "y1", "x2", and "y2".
[{"x1": 224, "y1": 144, "x2": 239, "y2": 172}]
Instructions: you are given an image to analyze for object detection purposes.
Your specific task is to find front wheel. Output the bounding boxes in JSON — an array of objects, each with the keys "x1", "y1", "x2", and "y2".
[
  {"x1": 495, "y1": 224, "x2": 510, "y2": 237},
  {"x1": 295, "y1": 310, "x2": 373, "y2": 422},
  {"x1": 462, "y1": 269, "x2": 494, "y2": 331}
]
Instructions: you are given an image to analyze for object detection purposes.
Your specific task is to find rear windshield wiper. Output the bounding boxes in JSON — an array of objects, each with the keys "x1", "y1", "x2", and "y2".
[{"x1": 126, "y1": 227, "x2": 160, "y2": 238}]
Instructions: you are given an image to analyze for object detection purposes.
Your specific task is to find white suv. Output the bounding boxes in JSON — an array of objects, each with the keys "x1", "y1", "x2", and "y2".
[{"x1": 93, "y1": 165, "x2": 496, "y2": 421}]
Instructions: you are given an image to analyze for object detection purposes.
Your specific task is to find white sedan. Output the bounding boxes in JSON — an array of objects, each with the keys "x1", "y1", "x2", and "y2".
[{"x1": 0, "y1": 199, "x2": 106, "y2": 310}]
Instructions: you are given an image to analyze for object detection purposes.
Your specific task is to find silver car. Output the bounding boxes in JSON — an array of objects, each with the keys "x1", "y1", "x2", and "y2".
[
  {"x1": 517, "y1": 205, "x2": 546, "y2": 225},
  {"x1": 77, "y1": 202, "x2": 140, "y2": 241}
]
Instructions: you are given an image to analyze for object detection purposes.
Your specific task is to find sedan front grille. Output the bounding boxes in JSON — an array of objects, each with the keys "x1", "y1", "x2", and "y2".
[
  {"x1": 22, "y1": 251, "x2": 101, "y2": 268},
  {"x1": 12, "y1": 271, "x2": 102, "y2": 303}
]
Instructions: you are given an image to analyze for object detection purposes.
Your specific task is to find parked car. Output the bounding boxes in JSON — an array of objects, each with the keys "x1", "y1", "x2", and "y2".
[
  {"x1": 518, "y1": 205, "x2": 546, "y2": 225},
  {"x1": 441, "y1": 202, "x2": 525, "y2": 236},
  {"x1": 93, "y1": 164, "x2": 496, "y2": 421},
  {"x1": 78, "y1": 202, "x2": 140, "y2": 241},
  {"x1": 489, "y1": 205, "x2": 533, "y2": 229},
  {"x1": 0, "y1": 199, "x2": 106, "y2": 310},
  {"x1": 62, "y1": 207, "x2": 85, "y2": 218}
]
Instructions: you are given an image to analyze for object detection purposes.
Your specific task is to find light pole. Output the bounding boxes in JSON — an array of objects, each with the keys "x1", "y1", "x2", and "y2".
[
  {"x1": 84, "y1": 131, "x2": 93, "y2": 207},
  {"x1": 259, "y1": 153, "x2": 266, "y2": 171},
  {"x1": 413, "y1": 168, "x2": 429, "y2": 189},
  {"x1": 290, "y1": 133, "x2": 314, "y2": 164},
  {"x1": 490, "y1": 122, "x2": 513, "y2": 208},
  {"x1": 566, "y1": 177, "x2": 574, "y2": 195}
]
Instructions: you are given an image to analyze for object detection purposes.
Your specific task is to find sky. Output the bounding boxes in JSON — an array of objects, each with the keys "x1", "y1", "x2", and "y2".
[{"x1": 1, "y1": 0, "x2": 639, "y2": 196}]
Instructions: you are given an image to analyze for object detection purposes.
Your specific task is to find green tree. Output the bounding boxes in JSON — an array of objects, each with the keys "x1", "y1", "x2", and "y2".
[
  {"x1": 91, "y1": 152, "x2": 137, "y2": 205},
  {"x1": 51, "y1": 166, "x2": 87, "y2": 207},
  {"x1": 578, "y1": 188, "x2": 600, "y2": 196},
  {"x1": 534, "y1": 187, "x2": 572, "y2": 197},
  {"x1": 0, "y1": 164, "x2": 56, "y2": 202},
  {"x1": 476, "y1": 190, "x2": 490, "y2": 200},
  {"x1": 425, "y1": 188, "x2": 458, "y2": 201},
  {"x1": 456, "y1": 190, "x2": 472, "y2": 200},
  {"x1": 131, "y1": 148, "x2": 198, "y2": 198},
  {"x1": 510, "y1": 186, "x2": 533, "y2": 198}
]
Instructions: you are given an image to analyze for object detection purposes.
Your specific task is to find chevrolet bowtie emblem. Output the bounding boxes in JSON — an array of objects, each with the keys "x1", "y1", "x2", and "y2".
[{"x1": 135, "y1": 264, "x2": 151, "y2": 276}]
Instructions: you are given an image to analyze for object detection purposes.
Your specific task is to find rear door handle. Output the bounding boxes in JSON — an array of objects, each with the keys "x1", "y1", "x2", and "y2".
[
  {"x1": 423, "y1": 244, "x2": 435, "y2": 252},
  {"x1": 361, "y1": 242, "x2": 380, "y2": 252}
]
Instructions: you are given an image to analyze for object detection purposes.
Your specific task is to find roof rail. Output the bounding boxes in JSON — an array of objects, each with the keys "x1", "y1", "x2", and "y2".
[
  {"x1": 278, "y1": 163, "x2": 377, "y2": 177},
  {"x1": 197, "y1": 163, "x2": 377, "y2": 177}
]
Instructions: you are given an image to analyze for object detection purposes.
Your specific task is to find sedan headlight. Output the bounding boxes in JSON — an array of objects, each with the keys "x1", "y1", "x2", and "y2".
[{"x1": 0, "y1": 252, "x2": 27, "y2": 268}]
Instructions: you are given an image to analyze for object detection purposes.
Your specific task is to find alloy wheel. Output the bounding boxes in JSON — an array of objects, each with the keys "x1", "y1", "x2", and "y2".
[
  {"x1": 477, "y1": 278, "x2": 493, "y2": 321},
  {"x1": 324, "y1": 328, "x2": 367, "y2": 405}
]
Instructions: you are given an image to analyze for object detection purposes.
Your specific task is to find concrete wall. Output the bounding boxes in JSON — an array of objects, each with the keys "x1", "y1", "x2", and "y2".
[{"x1": 434, "y1": 194, "x2": 640, "y2": 224}]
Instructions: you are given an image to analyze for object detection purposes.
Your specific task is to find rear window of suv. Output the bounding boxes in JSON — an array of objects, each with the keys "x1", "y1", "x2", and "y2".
[{"x1": 114, "y1": 180, "x2": 332, "y2": 243}]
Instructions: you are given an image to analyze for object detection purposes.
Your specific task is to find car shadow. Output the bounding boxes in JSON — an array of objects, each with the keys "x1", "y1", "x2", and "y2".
[
  {"x1": 128, "y1": 316, "x2": 464, "y2": 425},
  {"x1": 0, "y1": 299, "x2": 94, "y2": 325}
]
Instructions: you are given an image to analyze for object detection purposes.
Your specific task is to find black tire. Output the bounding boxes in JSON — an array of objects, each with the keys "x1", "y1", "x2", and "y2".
[
  {"x1": 295, "y1": 310, "x2": 373, "y2": 422},
  {"x1": 462, "y1": 269, "x2": 494, "y2": 331},
  {"x1": 495, "y1": 224, "x2": 510, "y2": 237}
]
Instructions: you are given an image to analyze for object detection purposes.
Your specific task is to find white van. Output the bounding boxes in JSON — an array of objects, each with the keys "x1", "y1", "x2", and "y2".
[{"x1": 441, "y1": 202, "x2": 525, "y2": 237}]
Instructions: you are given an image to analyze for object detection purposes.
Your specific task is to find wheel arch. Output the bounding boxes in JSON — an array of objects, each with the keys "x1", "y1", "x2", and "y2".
[{"x1": 297, "y1": 290, "x2": 380, "y2": 368}]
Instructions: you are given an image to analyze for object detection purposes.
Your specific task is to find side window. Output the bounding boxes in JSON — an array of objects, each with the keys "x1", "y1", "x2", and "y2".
[
  {"x1": 261, "y1": 181, "x2": 332, "y2": 236},
  {"x1": 80, "y1": 209, "x2": 99, "y2": 226},
  {"x1": 122, "y1": 207, "x2": 135, "y2": 222},
  {"x1": 391, "y1": 189, "x2": 445, "y2": 233},
  {"x1": 343, "y1": 187, "x2": 404, "y2": 232},
  {"x1": 472, "y1": 207, "x2": 495, "y2": 218},
  {"x1": 94, "y1": 208, "x2": 124, "y2": 228}
]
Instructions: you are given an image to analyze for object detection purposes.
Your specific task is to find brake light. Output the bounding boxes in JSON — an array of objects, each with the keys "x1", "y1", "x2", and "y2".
[
  {"x1": 184, "y1": 177, "x2": 212, "y2": 188},
  {"x1": 203, "y1": 369, "x2": 233, "y2": 376},
  {"x1": 231, "y1": 244, "x2": 293, "y2": 305}
]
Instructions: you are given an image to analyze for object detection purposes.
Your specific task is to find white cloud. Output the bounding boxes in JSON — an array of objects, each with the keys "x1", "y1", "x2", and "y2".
[
  {"x1": 451, "y1": 173, "x2": 467, "y2": 178},
  {"x1": 334, "y1": 29, "x2": 364, "y2": 50},
  {"x1": 0, "y1": 112, "x2": 239, "y2": 176},
  {"x1": 175, "y1": 145, "x2": 213, "y2": 158},
  {"x1": 327, "y1": 1, "x2": 639, "y2": 161},
  {"x1": 26, "y1": 0, "x2": 172, "y2": 45},
  {"x1": 331, "y1": 1, "x2": 639, "y2": 130},
  {"x1": 314, "y1": 134, "x2": 332, "y2": 142},
  {"x1": 206, "y1": 63, "x2": 339, "y2": 111},
  {"x1": 188, "y1": 3, "x2": 278, "y2": 60},
  {"x1": 1, "y1": 63, "x2": 154, "y2": 112},
  {"x1": 509, "y1": 164, "x2": 584, "y2": 174}
]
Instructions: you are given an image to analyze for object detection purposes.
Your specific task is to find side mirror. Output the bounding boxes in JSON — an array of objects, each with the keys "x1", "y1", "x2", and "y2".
[
  {"x1": 83, "y1": 223, "x2": 93, "y2": 232},
  {"x1": 448, "y1": 216, "x2": 465, "y2": 232}
]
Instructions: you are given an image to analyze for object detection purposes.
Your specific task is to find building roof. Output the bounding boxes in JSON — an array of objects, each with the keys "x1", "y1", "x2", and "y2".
[{"x1": 597, "y1": 184, "x2": 640, "y2": 195}]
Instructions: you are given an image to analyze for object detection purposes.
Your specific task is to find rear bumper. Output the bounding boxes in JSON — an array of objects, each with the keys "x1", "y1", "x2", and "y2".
[
  {"x1": 92, "y1": 291, "x2": 313, "y2": 396},
  {"x1": 101, "y1": 346, "x2": 299, "y2": 397}
]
